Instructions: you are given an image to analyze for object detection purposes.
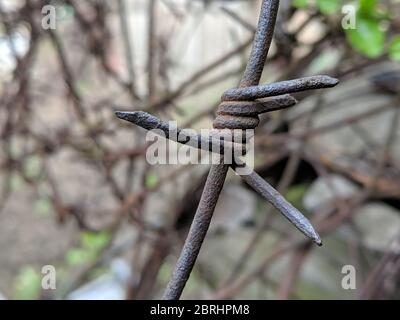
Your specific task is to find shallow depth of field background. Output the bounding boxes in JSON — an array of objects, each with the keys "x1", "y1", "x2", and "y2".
[{"x1": 0, "y1": 0, "x2": 399, "y2": 299}]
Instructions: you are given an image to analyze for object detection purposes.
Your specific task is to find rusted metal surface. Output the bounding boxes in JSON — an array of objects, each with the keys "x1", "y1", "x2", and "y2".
[
  {"x1": 238, "y1": 166, "x2": 322, "y2": 245},
  {"x1": 222, "y1": 75, "x2": 339, "y2": 101},
  {"x1": 216, "y1": 95, "x2": 297, "y2": 116},
  {"x1": 161, "y1": 0, "x2": 282, "y2": 300},
  {"x1": 163, "y1": 164, "x2": 229, "y2": 300},
  {"x1": 116, "y1": 111, "x2": 321, "y2": 244},
  {"x1": 213, "y1": 95, "x2": 297, "y2": 130},
  {"x1": 239, "y1": 0, "x2": 280, "y2": 87},
  {"x1": 115, "y1": 0, "x2": 339, "y2": 300},
  {"x1": 213, "y1": 113, "x2": 261, "y2": 130},
  {"x1": 115, "y1": 110, "x2": 247, "y2": 155}
]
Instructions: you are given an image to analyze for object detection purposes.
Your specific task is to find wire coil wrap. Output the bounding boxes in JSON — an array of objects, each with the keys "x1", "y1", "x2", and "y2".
[
  {"x1": 213, "y1": 94, "x2": 297, "y2": 130},
  {"x1": 213, "y1": 100, "x2": 261, "y2": 130}
]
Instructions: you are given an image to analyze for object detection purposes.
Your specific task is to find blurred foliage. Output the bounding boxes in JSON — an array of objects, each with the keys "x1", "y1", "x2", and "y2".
[
  {"x1": 34, "y1": 197, "x2": 52, "y2": 217},
  {"x1": 66, "y1": 248, "x2": 95, "y2": 266},
  {"x1": 23, "y1": 155, "x2": 42, "y2": 181},
  {"x1": 389, "y1": 35, "x2": 400, "y2": 60},
  {"x1": 11, "y1": 232, "x2": 111, "y2": 299},
  {"x1": 12, "y1": 267, "x2": 41, "y2": 300},
  {"x1": 57, "y1": 4, "x2": 75, "y2": 23},
  {"x1": 316, "y1": 0, "x2": 342, "y2": 14},
  {"x1": 285, "y1": 184, "x2": 309, "y2": 212},
  {"x1": 66, "y1": 231, "x2": 111, "y2": 267},
  {"x1": 145, "y1": 172, "x2": 159, "y2": 189},
  {"x1": 10, "y1": 174, "x2": 24, "y2": 192},
  {"x1": 293, "y1": 0, "x2": 400, "y2": 59},
  {"x1": 346, "y1": 15, "x2": 385, "y2": 58}
]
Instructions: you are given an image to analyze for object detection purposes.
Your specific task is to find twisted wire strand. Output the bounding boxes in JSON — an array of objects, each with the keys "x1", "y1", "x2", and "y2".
[
  {"x1": 162, "y1": 0, "x2": 281, "y2": 300},
  {"x1": 115, "y1": 0, "x2": 337, "y2": 300}
]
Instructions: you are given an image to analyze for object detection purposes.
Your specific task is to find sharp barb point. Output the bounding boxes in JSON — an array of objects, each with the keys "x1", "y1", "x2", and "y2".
[
  {"x1": 311, "y1": 231, "x2": 323, "y2": 246},
  {"x1": 237, "y1": 168, "x2": 323, "y2": 246},
  {"x1": 222, "y1": 75, "x2": 340, "y2": 101},
  {"x1": 114, "y1": 111, "x2": 125, "y2": 119}
]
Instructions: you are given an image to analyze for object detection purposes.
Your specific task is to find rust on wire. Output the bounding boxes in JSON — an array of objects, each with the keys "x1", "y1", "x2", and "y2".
[
  {"x1": 213, "y1": 95, "x2": 297, "y2": 130},
  {"x1": 115, "y1": 0, "x2": 338, "y2": 300},
  {"x1": 222, "y1": 75, "x2": 339, "y2": 101},
  {"x1": 216, "y1": 95, "x2": 297, "y2": 117},
  {"x1": 239, "y1": 0, "x2": 280, "y2": 87},
  {"x1": 115, "y1": 110, "x2": 247, "y2": 155},
  {"x1": 238, "y1": 166, "x2": 322, "y2": 245},
  {"x1": 116, "y1": 111, "x2": 321, "y2": 245}
]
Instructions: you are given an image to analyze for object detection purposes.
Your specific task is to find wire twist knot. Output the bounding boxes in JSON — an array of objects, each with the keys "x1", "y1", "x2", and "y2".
[
  {"x1": 213, "y1": 94, "x2": 298, "y2": 130},
  {"x1": 213, "y1": 100, "x2": 260, "y2": 130}
]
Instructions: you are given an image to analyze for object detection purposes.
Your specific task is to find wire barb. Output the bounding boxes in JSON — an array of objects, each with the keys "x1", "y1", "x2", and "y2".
[
  {"x1": 115, "y1": 0, "x2": 338, "y2": 300},
  {"x1": 237, "y1": 166, "x2": 322, "y2": 246},
  {"x1": 115, "y1": 110, "x2": 322, "y2": 245},
  {"x1": 217, "y1": 95, "x2": 297, "y2": 116},
  {"x1": 115, "y1": 110, "x2": 246, "y2": 155},
  {"x1": 222, "y1": 75, "x2": 339, "y2": 101}
]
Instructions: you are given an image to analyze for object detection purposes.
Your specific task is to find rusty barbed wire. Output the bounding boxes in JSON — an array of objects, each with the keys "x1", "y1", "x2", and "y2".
[
  {"x1": 1, "y1": 0, "x2": 399, "y2": 301},
  {"x1": 0, "y1": 0, "x2": 398, "y2": 301},
  {"x1": 116, "y1": 0, "x2": 339, "y2": 300},
  {"x1": 115, "y1": 110, "x2": 325, "y2": 244}
]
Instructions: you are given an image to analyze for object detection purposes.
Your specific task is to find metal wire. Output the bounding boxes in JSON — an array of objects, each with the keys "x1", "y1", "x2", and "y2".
[{"x1": 115, "y1": 0, "x2": 339, "y2": 300}]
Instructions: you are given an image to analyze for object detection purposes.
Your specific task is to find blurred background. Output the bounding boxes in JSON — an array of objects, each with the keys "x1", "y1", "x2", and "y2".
[{"x1": 0, "y1": 0, "x2": 399, "y2": 300}]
